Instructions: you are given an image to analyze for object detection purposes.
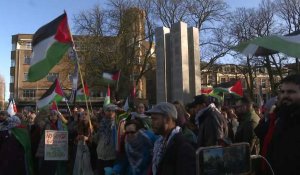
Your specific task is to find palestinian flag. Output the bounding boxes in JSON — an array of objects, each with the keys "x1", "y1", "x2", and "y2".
[
  {"x1": 214, "y1": 80, "x2": 243, "y2": 97},
  {"x1": 11, "y1": 127, "x2": 34, "y2": 175},
  {"x1": 104, "y1": 85, "x2": 111, "y2": 106},
  {"x1": 28, "y1": 13, "x2": 73, "y2": 82},
  {"x1": 37, "y1": 79, "x2": 64, "y2": 108},
  {"x1": 201, "y1": 87, "x2": 213, "y2": 94},
  {"x1": 101, "y1": 70, "x2": 120, "y2": 84},
  {"x1": 234, "y1": 30, "x2": 300, "y2": 57},
  {"x1": 50, "y1": 101, "x2": 59, "y2": 111},
  {"x1": 76, "y1": 82, "x2": 90, "y2": 101},
  {"x1": 200, "y1": 87, "x2": 222, "y2": 101}
]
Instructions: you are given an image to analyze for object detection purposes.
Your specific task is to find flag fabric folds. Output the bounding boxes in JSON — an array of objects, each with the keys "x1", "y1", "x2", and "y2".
[
  {"x1": 28, "y1": 13, "x2": 73, "y2": 82},
  {"x1": 37, "y1": 79, "x2": 64, "y2": 108},
  {"x1": 214, "y1": 80, "x2": 243, "y2": 97},
  {"x1": 104, "y1": 85, "x2": 111, "y2": 106},
  {"x1": 50, "y1": 101, "x2": 59, "y2": 111},
  {"x1": 201, "y1": 80, "x2": 244, "y2": 97},
  {"x1": 75, "y1": 82, "x2": 90, "y2": 101},
  {"x1": 233, "y1": 30, "x2": 300, "y2": 57},
  {"x1": 102, "y1": 71, "x2": 120, "y2": 81},
  {"x1": 7, "y1": 99, "x2": 17, "y2": 116}
]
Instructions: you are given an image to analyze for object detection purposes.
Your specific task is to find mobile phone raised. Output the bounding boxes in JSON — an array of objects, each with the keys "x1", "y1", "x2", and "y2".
[{"x1": 196, "y1": 142, "x2": 251, "y2": 175}]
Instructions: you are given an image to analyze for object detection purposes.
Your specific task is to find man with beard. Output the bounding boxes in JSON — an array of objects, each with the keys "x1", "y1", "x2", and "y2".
[
  {"x1": 267, "y1": 74, "x2": 300, "y2": 174},
  {"x1": 145, "y1": 102, "x2": 196, "y2": 175},
  {"x1": 234, "y1": 96, "x2": 260, "y2": 148}
]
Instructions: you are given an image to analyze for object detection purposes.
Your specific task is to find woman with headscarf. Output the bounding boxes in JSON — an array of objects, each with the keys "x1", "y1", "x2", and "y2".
[{"x1": 105, "y1": 117, "x2": 157, "y2": 175}]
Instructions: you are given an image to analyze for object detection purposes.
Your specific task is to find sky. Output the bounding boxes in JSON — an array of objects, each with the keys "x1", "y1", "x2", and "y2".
[{"x1": 0, "y1": 0, "x2": 261, "y2": 101}]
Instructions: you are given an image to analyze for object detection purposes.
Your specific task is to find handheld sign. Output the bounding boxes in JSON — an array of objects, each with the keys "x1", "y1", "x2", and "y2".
[{"x1": 44, "y1": 130, "x2": 68, "y2": 160}]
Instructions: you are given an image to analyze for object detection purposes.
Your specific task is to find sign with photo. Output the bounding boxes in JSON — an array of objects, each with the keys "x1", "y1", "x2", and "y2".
[{"x1": 44, "y1": 130, "x2": 68, "y2": 160}]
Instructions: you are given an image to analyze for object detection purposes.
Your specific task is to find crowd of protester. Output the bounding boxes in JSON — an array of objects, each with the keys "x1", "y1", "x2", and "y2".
[{"x1": 1, "y1": 73, "x2": 300, "y2": 175}]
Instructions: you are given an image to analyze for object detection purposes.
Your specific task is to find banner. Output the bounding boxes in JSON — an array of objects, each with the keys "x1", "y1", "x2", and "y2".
[{"x1": 44, "y1": 130, "x2": 68, "y2": 160}]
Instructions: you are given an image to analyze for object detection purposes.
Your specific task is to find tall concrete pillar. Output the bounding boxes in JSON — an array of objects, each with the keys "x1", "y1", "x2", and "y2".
[
  {"x1": 155, "y1": 22, "x2": 201, "y2": 104},
  {"x1": 155, "y1": 27, "x2": 170, "y2": 103},
  {"x1": 170, "y1": 22, "x2": 191, "y2": 103},
  {"x1": 188, "y1": 27, "x2": 201, "y2": 97}
]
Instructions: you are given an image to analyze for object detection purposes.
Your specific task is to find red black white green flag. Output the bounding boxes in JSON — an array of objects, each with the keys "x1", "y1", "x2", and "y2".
[
  {"x1": 75, "y1": 82, "x2": 90, "y2": 101},
  {"x1": 214, "y1": 79, "x2": 243, "y2": 97},
  {"x1": 37, "y1": 79, "x2": 64, "y2": 108},
  {"x1": 28, "y1": 13, "x2": 73, "y2": 82}
]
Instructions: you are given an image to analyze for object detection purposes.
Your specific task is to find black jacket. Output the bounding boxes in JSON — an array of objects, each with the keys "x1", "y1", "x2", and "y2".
[
  {"x1": 197, "y1": 106, "x2": 228, "y2": 147},
  {"x1": 156, "y1": 132, "x2": 196, "y2": 175},
  {"x1": 267, "y1": 108, "x2": 300, "y2": 175}
]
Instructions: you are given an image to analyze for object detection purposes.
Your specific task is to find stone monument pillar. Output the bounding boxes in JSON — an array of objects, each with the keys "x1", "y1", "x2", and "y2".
[
  {"x1": 155, "y1": 27, "x2": 170, "y2": 102},
  {"x1": 155, "y1": 22, "x2": 201, "y2": 104}
]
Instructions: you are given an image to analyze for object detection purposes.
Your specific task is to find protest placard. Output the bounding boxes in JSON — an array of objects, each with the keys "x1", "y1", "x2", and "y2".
[{"x1": 44, "y1": 130, "x2": 68, "y2": 160}]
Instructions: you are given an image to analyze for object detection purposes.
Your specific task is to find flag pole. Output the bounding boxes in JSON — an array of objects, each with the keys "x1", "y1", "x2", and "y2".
[
  {"x1": 116, "y1": 70, "x2": 121, "y2": 92},
  {"x1": 73, "y1": 47, "x2": 93, "y2": 132},
  {"x1": 57, "y1": 79, "x2": 72, "y2": 116},
  {"x1": 64, "y1": 100, "x2": 72, "y2": 116},
  {"x1": 67, "y1": 14, "x2": 93, "y2": 132}
]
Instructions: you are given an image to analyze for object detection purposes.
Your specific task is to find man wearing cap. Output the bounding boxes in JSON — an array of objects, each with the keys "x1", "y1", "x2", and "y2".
[
  {"x1": 192, "y1": 94, "x2": 228, "y2": 147},
  {"x1": 146, "y1": 102, "x2": 196, "y2": 175}
]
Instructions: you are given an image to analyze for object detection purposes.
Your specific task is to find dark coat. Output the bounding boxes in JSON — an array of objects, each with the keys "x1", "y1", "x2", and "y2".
[
  {"x1": 197, "y1": 106, "x2": 228, "y2": 147},
  {"x1": 0, "y1": 130, "x2": 26, "y2": 175},
  {"x1": 235, "y1": 110, "x2": 260, "y2": 145},
  {"x1": 157, "y1": 132, "x2": 196, "y2": 175},
  {"x1": 267, "y1": 107, "x2": 300, "y2": 175}
]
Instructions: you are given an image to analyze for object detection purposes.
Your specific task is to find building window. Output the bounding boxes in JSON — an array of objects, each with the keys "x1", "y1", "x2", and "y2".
[
  {"x1": 259, "y1": 68, "x2": 266, "y2": 73},
  {"x1": 47, "y1": 73, "x2": 59, "y2": 82},
  {"x1": 23, "y1": 89, "x2": 36, "y2": 98},
  {"x1": 10, "y1": 76, "x2": 14, "y2": 83},
  {"x1": 24, "y1": 56, "x2": 31, "y2": 64},
  {"x1": 11, "y1": 59, "x2": 16, "y2": 67},
  {"x1": 11, "y1": 43, "x2": 16, "y2": 51},
  {"x1": 24, "y1": 73, "x2": 28, "y2": 81},
  {"x1": 230, "y1": 67, "x2": 235, "y2": 73},
  {"x1": 221, "y1": 78, "x2": 226, "y2": 83},
  {"x1": 25, "y1": 42, "x2": 32, "y2": 49},
  {"x1": 208, "y1": 75, "x2": 214, "y2": 84},
  {"x1": 261, "y1": 79, "x2": 266, "y2": 88}
]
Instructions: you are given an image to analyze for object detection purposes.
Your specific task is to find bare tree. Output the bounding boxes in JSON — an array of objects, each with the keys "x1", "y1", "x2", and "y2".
[
  {"x1": 152, "y1": 0, "x2": 189, "y2": 28},
  {"x1": 275, "y1": 0, "x2": 300, "y2": 72},
  {"x1": 225, "y1": 1, "x2": 278, "y2": 97},
  {"x1": 72, "y1": 1, "x2": 157, "y2": 99},
  {"x1": 275, "y1": 0, "x2": 300, "y2": 33},
  {"x1": 73, "y1": 5, "x2": 107, "y2": 36}
]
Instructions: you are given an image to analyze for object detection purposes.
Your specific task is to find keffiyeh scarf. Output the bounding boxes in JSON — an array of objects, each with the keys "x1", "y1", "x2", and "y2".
[
  {"x1": 126, "y1": 130, "x2": 153, "y2": 172},
  {"x1": 98, "y1": 118, "x2": 116, "y2": 145},
  {"x1": 152, "y1": 126, "x2": 181, "y2": 175}
]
